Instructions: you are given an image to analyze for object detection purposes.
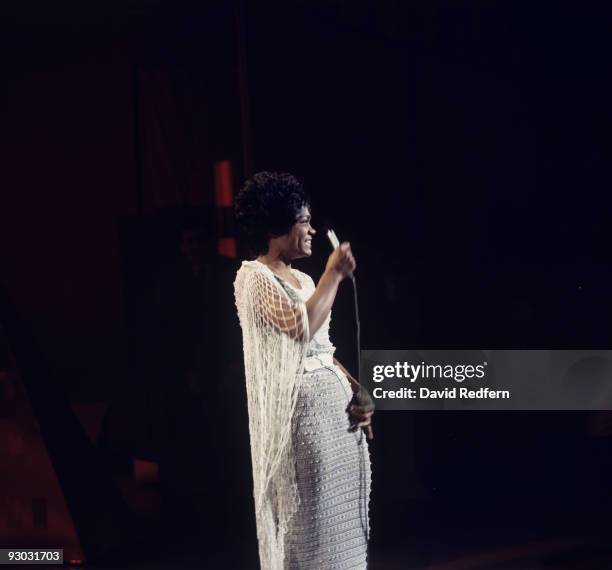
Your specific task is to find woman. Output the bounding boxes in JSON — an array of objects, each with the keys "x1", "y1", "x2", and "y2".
[{"x1": 233, "y1": 172, "x2": 373, "y2": 570}]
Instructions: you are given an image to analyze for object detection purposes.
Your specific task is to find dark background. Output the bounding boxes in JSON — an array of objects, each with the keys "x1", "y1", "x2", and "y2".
[{"x1": 1, "y1": 1, "x2": 611, "y2": 568}]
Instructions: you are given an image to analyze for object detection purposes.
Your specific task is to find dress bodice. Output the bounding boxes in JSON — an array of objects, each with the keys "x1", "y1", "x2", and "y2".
[
  {"x1": 283, "y1": 267, "x2": 336, "y2": 360},
  {"x1": 250, "y1": 260, "x2": 336, "y2": 366}
]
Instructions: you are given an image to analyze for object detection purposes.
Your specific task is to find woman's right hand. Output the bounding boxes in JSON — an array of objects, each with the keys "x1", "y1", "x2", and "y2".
[{"x1": 325, "y1": 242, "x2": 356, "y2": 280}]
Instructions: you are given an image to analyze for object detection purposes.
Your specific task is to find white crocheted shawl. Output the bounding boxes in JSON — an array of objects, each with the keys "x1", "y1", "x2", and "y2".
[{"x1": 234, "y1": 260, "x2": 310, "y2": 570}]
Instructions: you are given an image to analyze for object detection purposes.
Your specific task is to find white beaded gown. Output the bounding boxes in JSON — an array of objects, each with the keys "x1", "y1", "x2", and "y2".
[{"x1": 234, "y1": 260, "x2": 372, "y2": 570}]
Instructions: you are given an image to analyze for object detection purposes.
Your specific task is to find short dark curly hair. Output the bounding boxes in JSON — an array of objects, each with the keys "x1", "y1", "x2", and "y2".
[{"x1": 234, "y1": 171, "x2": 310, "y2": 256}]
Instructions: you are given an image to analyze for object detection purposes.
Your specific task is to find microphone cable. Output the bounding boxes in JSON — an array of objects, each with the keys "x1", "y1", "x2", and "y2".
[
  {"x1": 350, "y1": 274, "x2": 371, "y2": 568},
  {"x1": 326, "y1": 229, "x2": 370, "y2": 566},
  {"x1": 350, "y1": 275, "x2": 361, "y2": 392}
]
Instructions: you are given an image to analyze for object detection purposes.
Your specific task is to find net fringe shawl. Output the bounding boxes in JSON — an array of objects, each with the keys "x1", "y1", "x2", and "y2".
[{"x1": 234, "y1": 262, "x2": 310, "y2": 570}]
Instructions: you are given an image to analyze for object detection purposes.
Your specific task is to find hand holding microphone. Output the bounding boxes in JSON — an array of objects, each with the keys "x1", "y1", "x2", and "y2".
[{"x1": 325, "y1": 230, "x2": 356, "y2": 280}]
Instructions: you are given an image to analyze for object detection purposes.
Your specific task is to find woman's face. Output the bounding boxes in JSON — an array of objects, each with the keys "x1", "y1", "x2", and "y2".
[{"x1": 278, "y1": 206, "x2": 316, "y2": 260}]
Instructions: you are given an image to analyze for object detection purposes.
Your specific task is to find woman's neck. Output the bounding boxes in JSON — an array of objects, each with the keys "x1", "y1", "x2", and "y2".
[{"x1": 257, "y1": 252, "x2": 292, "y2": 272}]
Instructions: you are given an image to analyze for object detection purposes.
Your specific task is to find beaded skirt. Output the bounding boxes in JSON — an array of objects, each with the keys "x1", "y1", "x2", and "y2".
[{"x1": 285, "y1": 365, "x2": 372, "y2": 569}]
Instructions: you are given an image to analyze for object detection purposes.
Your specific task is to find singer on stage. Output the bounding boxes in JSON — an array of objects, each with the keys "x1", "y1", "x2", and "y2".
[{"x1": 233, "y1": 172, "x2": 373, "y2": 570}]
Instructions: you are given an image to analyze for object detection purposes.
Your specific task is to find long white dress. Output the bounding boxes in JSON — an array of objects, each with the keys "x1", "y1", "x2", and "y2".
[{"x1": 234, "y1": 260, "x2": 371, "y2": 570}]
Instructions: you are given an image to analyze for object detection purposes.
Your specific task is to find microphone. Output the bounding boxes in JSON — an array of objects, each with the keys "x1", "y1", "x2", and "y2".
[
  {"x1": 326, "y1": 229, "x2": 340, "y2": 249},
  {"x1": 326, "y1": 229, "x2": 354, "y2": 280}
]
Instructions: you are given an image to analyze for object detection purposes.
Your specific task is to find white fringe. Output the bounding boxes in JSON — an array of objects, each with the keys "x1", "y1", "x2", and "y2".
[{"x1": 234, "y1": 260, "x2": 309, "y2": 570}]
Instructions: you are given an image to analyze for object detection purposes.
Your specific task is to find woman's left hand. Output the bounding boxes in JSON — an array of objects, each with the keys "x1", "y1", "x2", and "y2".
[
  {"x1": 347, "y1": 386, "x2": 375, "y2": 441},
  {"x1": 349, "y1": 406, "x2": 374, "y2": 441}
]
